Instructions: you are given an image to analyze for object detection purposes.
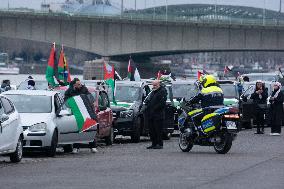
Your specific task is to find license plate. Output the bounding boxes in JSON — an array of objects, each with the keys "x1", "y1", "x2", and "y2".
[{"x1": 226, "y1": 121, "x2": 237, "y2": 130}]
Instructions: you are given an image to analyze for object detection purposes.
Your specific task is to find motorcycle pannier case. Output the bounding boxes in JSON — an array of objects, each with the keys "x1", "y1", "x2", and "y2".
[{"x1": 201, "y1": 113, "x2": 221, "y2": 134}]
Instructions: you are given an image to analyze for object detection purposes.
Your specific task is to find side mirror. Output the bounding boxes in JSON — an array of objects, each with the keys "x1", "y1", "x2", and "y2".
[
  {"x1": 0, "y1": 114, "x2": 9, "y2": 123},
  {"x1": 57, "y1": 109, "x2": 71, "y2": 117}
]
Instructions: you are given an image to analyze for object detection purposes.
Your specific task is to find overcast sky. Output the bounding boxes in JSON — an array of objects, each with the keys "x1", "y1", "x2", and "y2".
[{"x1": 0, "y1": 0, "x2": 282, "y2": 12}]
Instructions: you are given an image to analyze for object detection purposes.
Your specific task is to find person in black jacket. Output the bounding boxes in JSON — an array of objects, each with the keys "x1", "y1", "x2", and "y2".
[
  {"x1": 269, "y1": 82, "x2": 283, "y2": 136},
  {"x1": 64, "y1": 78, "x2": 90, "y2": 100},
  {"x1": 144, "y1": 80, "x2": 167, "y2": 149},
  {"x1": 250, "y1": 81, "x2": 268, "y2": 134}
]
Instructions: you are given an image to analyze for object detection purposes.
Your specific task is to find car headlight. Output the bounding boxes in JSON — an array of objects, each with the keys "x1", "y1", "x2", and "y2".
[
  {"x1": 120, "y1": 110, "x2": 134, "y2": 118},
  {"x1": 29, "y1": 123, "x2": 47, "y2": 132}
]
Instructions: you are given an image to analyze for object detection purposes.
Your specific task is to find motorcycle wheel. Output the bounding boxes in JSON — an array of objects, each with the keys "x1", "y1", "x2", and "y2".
[
  {"x1": 214, "y1": 132, "x2": 233, "y2": 154},
  {"x1": 178, "y1": 133, "x2": 193, "y2": 152}
]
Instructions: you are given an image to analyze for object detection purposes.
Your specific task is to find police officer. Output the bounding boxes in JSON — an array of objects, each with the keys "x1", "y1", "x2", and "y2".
[
  {"x1": 189, "y1": 75, "x2": 224, "y2": 108},
  {"x1": 187, "y1": 75, "x2": 224, "y2": 126}
]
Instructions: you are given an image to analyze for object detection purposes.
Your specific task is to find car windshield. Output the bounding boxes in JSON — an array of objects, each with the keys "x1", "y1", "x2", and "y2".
[
  {"x1": 110, "y1": 85, "x2": 140, "y2": 102},
  {"x1": 172, "y1": 84, "x2": 197, "y2": 100},
  {"x1": 18, "y1": 81, "x2": 48, "y2": 90},
  {"x1": 6, "y1": 94, "x2": 52, "y2": 113},
  {"x1": 220, "y1": 84, "x2": 238, "y2": 98}
]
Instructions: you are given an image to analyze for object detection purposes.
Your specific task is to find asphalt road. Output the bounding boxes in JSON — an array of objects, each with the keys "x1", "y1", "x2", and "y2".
[{"x1": 1, "y1": 128, "x2": 284, "y2": 189}]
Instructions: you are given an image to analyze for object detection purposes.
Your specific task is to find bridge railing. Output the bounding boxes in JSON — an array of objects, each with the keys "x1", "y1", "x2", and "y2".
[{"x1": 1, "y1": 8, "x2": 284, "y2": 27}]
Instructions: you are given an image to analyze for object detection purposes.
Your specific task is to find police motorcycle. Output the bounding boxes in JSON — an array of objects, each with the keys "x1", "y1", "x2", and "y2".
[{"x1": 177, "y1": 82, "x2": 239, "y2": 154}]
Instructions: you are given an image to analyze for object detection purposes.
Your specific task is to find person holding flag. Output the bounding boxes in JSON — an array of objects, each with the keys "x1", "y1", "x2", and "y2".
[{"x1": 64, "y1": 78, "x2": 98, "y2": 153}]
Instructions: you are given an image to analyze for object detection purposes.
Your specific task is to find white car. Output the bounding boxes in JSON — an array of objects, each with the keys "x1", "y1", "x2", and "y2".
[
  {"x1": 0, "y1": 95, "x2": 23, "y2": 162},
  {"x1": 3, "y1": 90, "x2": 97, "y2": 157}
]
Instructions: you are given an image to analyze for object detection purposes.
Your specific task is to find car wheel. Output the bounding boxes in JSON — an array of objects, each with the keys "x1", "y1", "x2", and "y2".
[
  {"x1": 10, "y1": 136, "x2": 23, "y2": 163},
  {"x1": 63, "y1": 144, "x2": 73, "y2": 153},
  {"x1": 131, "y1": 117, "x2": 141, "y2": 143},
  {"x1": 105, "y1": 127, "x2": 114, "y2": 146},
  {"x1": 46, "y1": 130, "x2": 58, "y2": 157}
]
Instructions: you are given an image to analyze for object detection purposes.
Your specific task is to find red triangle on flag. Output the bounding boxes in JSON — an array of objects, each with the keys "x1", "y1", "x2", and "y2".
[{"x1": 81, "y1": 118, "x2": 98, "y2": 133}]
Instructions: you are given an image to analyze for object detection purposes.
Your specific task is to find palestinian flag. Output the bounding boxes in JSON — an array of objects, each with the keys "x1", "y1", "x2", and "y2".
[
  {"x1": 58, "y1": 45, "x2": 71, "y2": 85},
  {"x1": 127, "y1": 58, "x2": 135, "y2": 81},
  {"x1": 104, "y1": 62, "x2": 117, "y2": 105},
  {"x1": 45, "y1": 43, "x2": 56, "y2": 87},
  {"x1": 66, "y1": 95, "x2": 98, "y2": 133},
  {"x1": 197, "y1": 70, "x2": 203, "y2": 80}
]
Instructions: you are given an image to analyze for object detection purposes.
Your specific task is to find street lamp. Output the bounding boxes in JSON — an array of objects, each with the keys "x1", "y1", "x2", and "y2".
[
  {"x1": 121, "y1": 0, "x2": 124, "y2": 17},
  {"x1": 165, "y1": 0, "x2": 168, "y2": 21},
  {"x1": 214, "y1": 0, "x2": 217, "y2": 20},
  {"x1": 153, "y1": 0, "x2": 156, "y2": 19},
  {"x1": 263, "y1": 0, "x2": 266, "y2": 26}
]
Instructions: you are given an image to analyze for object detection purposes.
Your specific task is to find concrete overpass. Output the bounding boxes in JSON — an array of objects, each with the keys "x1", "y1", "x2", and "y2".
[{"x1": 1, "y1": 11, "x2": 284, "y2": 57}]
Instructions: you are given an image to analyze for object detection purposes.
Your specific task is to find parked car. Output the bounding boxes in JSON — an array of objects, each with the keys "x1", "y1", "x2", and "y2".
[
  {"x1": 109, "y1": 81, "x2": 151, "y2": 142},
  {"x1": 3, "y1": 90, "x2": 97, "y2": 157},
  {"x1": 171, "y1": 80, "x2": 197, "y2": 107},
  {"x1": 171, "y1": 80, "x2": 198, "y2": 130},
  {"x1": 218, "y1": 80, "x2": 239, "y2": 107},
  {"x1": 0, "y1": 95, "x2": 23, "y2": 162},
  {"x1": 241, "y1": 73, "x2": 279, "y2": 82}
]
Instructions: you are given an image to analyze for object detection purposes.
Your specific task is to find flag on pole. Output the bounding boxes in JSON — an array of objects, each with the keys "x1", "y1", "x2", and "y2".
[
  {"x1": 45, "y1": 43, "x2": 56, "y2": 87},
  {"x1": 58, "y1": 45, "x2": 71, "y2": 85},
  {"x1": 104, "y1": 62, "x2": 117, "y2": 105},
  {"x1": 134, "y1": 68, "x2": 141, "y2": 81},
  {"x1": 197, "y1": 70, "x2": 203, "y2": 80},
  {"x1": 223, "y1": 66, "x2": 233, "y2": 77},
  {"x1": 127, "y1": 58, "x2": 135, "y2": 81},
  {"x1": 66, "y1": 95, "x2": 98, "y2": 133}
]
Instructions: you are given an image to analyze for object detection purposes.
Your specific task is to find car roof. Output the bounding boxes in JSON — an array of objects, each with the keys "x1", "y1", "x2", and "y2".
[
  {"x1": 242, "y1": 72, "x2": 277, "y2": 76},
  {"x1": 172, "y1": 80, "x2": 196, "y2": 84},
  {"x1": 2, "y1": 90, "x2": 58, "y2": 96}
]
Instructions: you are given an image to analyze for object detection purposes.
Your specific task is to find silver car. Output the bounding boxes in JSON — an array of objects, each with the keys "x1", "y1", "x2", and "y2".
[
  {"x1": 3, "y1": 90, "x2": 97, "y2": 157},
  {"x1": 0, "y1": 95, "x2": 23, "y2": 162}
]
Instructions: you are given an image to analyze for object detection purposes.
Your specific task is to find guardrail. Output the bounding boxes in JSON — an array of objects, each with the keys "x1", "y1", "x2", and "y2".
[{"x1": 1, "y1": 9, "x2": 284, "y2": 27}]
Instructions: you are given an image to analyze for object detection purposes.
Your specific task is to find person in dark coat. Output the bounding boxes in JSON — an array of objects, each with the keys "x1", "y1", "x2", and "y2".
[
  {"x1": 144, "y1": 80, "x2": 167, "y2": 149},
  {"x1": 269, "y1": 82, "x2": 283, "y2": 136},
  {"x1": 250, "y1": 81, "x2": 268, "y2": 134},
  {"x1": 64, "y1": 78, "x2": 90, "y2": 100}
]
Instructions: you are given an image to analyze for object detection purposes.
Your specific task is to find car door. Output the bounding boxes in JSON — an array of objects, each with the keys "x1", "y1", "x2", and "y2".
[
  {"x1": 101, "y1": 92, "x2": 112, "y2": 137},
  {"x1": 0, "y1": 97, "x2": 18, "y2": 152},
  {"x1": 54, "y1": 94, "x2": 80, "y2": 144}
]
